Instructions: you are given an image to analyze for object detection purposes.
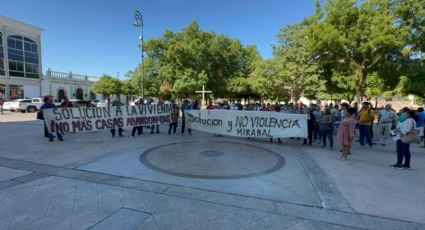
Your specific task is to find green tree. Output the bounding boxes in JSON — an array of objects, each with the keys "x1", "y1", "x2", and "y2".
[
  {"x1": 91, "y1": 74, "x2": 123, "y2": 99},
  {"x1": 131, "y1": 21, "x2": 260, "y2": 99},
  {"x1": 249, "y1": 59, "x2": 290, "y2": 101},
  {"x1": 306, "y1": 0, "x2": 410, "y2": 103},
  {"x1": 271, "y1": 0, "x2": 326, "y2": 101}
]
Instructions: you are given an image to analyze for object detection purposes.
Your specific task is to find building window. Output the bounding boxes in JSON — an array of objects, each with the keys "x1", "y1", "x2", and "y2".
[
  {"x1": 9, "y1": 85, "x2": 24, "y2": 99},
  {"x1": 76, "y1": 88, "x2": 83, "y2": 100},
  {"x1": 0, "y1": 32, "x2": 4, "y2": 76},
  {"x1": 7, "y1": 35, "x2": 39, "y2": 79},
  {"x1": 0, "y1": 84, "x2": 5, "y2": 98},
  {"x1": 90, "y1": 91, "x2": 96, "y2": 100},
  {"x1": 57, "y1": 89, "x2": 65, "y2": 102}
]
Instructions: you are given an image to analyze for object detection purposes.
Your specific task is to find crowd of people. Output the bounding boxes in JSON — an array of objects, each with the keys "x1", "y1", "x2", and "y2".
[
  {"x1": 38, "y1": 96, "x2": 424, "y2": 169},
  {"x1": 204, "y1": 99, "x2": 423, "y2": 167}
]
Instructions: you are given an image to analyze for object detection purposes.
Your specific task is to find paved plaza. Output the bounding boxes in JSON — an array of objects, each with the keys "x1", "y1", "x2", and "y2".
[{"x1": 0, "y1": 111, "x2": 425, "y2": 230}]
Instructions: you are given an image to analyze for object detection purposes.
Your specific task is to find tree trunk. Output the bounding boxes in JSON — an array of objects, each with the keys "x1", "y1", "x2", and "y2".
[{"x1": 355, "y1": 65, "x2": 367, "y2": 105}]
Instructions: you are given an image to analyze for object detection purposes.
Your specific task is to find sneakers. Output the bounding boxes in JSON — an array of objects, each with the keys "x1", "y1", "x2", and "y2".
[{"x1": 402, "y1": 165, "x2": 411, "y2": 170}]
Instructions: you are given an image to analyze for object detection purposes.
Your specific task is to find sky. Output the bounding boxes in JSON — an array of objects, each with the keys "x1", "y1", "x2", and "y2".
[{"x1": 0, "y1": 0, "x2": 318, "y2": 78}]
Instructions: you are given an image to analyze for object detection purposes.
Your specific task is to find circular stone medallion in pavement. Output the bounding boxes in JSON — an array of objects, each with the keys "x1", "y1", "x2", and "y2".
[{"x1": 140, "y1": 141, "x2": 285, "y2": 179}]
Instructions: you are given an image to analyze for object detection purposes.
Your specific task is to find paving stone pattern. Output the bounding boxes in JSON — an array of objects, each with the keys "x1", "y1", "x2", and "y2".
[{"x1": 0, "y1": 117, "x2": 424, "y2": 229}]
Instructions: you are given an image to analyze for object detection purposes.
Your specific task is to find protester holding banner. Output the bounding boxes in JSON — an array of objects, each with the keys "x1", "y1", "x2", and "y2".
[
  {"x1": 303, "y1": 107, "x2": 315, "y2": 146},
  {"x1": 168, "y1": 101, "x2": 179, "y2": 135},
  {"x1": 40, "y1": 96, "x2": 64, "y2": 142},
  {"x1": 110, "y1": 99, "x2": 124, "y2": 137},
  {"x1": 60, "y1": 96, "x2": 73, "y2": 108},
  {"x1": 150, "y1": 99, "x2": 162, "y2": 134},
  {"x1": 270, "y1": 105, "x2": 283, "y2": 143},
  {"x1": 206, "y1": 101, "x2": 215, "y2": 110},
  {"x1": 181, "y1": 100, "x2": 192, "y2": 135},
  {"x1": 131, "y1": 99, "x2": 144, "y2": 137}
]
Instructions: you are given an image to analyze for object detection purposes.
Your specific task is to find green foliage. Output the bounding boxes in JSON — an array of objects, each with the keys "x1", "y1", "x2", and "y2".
[
  {"x1": 128, "y1": 20, "x2": 261, "y2": 99},
  {"x1": 120, "y1": 80, "x2": 137, "y2": 96},
  {"x1": 91, "y1": 74, "x2": 123, "y2": 98},
  {"x1": 123, "y1": 0, "x2": 425, "y2": 102},
  {"x1": 364, "y1": 72, "x2": 385, "y2": 100},
  {"x1": 305, "y1": 0, "x2": 411, "y2": 102}
]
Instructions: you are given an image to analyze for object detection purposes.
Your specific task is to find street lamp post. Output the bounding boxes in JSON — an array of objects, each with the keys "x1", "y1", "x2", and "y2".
[{"x1": 133, "y1": 10, "x2": 144, "y2": 99}]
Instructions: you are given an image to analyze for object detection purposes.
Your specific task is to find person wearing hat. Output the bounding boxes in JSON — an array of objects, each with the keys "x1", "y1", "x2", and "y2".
[{"x1": 40, "y1": 96, "x2": 64, "y2": 142}]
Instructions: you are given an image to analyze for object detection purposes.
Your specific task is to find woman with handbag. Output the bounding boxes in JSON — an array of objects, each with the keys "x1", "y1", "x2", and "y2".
[{"x1": 392, "y1": 110, "x2": 418, "y2": 169}]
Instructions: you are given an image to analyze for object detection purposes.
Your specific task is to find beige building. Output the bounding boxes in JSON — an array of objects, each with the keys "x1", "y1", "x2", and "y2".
[{"x1": 42, "y1": 69, "x2": 100, "y2": 102}]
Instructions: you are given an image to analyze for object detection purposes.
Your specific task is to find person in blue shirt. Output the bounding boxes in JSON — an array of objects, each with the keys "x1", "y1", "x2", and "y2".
[
  {"x1": 40, "y1": 96, "x2": 63, "y2": 142},
  {"x1": 181, "y1": 100, "x2": 192, "y2": 135}
]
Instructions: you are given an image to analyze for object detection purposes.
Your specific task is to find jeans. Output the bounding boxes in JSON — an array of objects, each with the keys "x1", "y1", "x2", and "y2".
[
  {"x1": 313, "y1": 125, "x2": 322, "y2": 142},
  {"x1": 321, "y1": 129, "x2": 333, "y2": 148},
  {"x1": 168, "y1": 122, "x2": 177, "y2": 134},
  {"x1": 151, "y1": 124, "x2": 159, "y2": 134},
  {"x1": 44, "y1": 121, "x2": 63, "y2": 141},
  {"x1": 396, "y1": 140, "x2": 411, "y2": 167},
  {"x1": 359, "y1": 124, "x2": 373, "y2": 146}
]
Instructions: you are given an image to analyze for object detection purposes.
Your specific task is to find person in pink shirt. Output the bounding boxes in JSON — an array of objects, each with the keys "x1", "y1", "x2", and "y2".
[{"x1": 337, "y1": 108, "x2": 357, "y2": 160}]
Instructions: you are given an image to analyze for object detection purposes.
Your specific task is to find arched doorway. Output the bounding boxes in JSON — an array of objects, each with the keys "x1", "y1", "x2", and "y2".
[
  {"x1": 57, "y1": 89, "x2": 65, "y2": 102},
  {"x1": 76, "y1": 88, "x2": 83, "y2": 100},
  {"x1": 90, "y1": 91, "x2": 96, "y2": 100}
]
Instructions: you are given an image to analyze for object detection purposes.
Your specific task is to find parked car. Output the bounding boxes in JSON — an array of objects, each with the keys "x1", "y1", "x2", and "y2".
[
  {"x1": 3, "y1": 99, "x2": 31, "y2": 112},
  {"x1": 87, "y1": 99, "x2": 108, "y2": 107},
  {"x1": 69, "y1": 99, "x2": 91, "y2": 108},
  {"x1": 95, "y1": 100, "x2": 108, "y2": 107}
]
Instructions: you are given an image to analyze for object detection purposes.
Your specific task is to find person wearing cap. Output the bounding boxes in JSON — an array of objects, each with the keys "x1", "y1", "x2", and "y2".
[{"x1": 40, "y1": 96, "x2": 64, "y2": 142}]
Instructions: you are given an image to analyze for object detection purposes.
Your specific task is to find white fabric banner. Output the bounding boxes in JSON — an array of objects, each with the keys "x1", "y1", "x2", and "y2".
[
  {"x1": 185, "y1": 110, "x2": 308, "y2": 138},
  {"x1": 43, "y1": 104, "x2": 172, "y2": 133}
]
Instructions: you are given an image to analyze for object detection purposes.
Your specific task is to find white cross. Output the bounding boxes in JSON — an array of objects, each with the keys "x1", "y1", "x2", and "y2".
[{"x1": 195, "y1": 85, "x2": 212, "y2": 105}]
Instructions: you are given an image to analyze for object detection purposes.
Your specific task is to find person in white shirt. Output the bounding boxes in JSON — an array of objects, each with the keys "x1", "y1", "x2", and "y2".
[
  {"x1": 391, "y1": 110, "x2": 416, "y2": 169},
  {"x1": 378, "y1": 104, "x2": 397, "y2": 146}
]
